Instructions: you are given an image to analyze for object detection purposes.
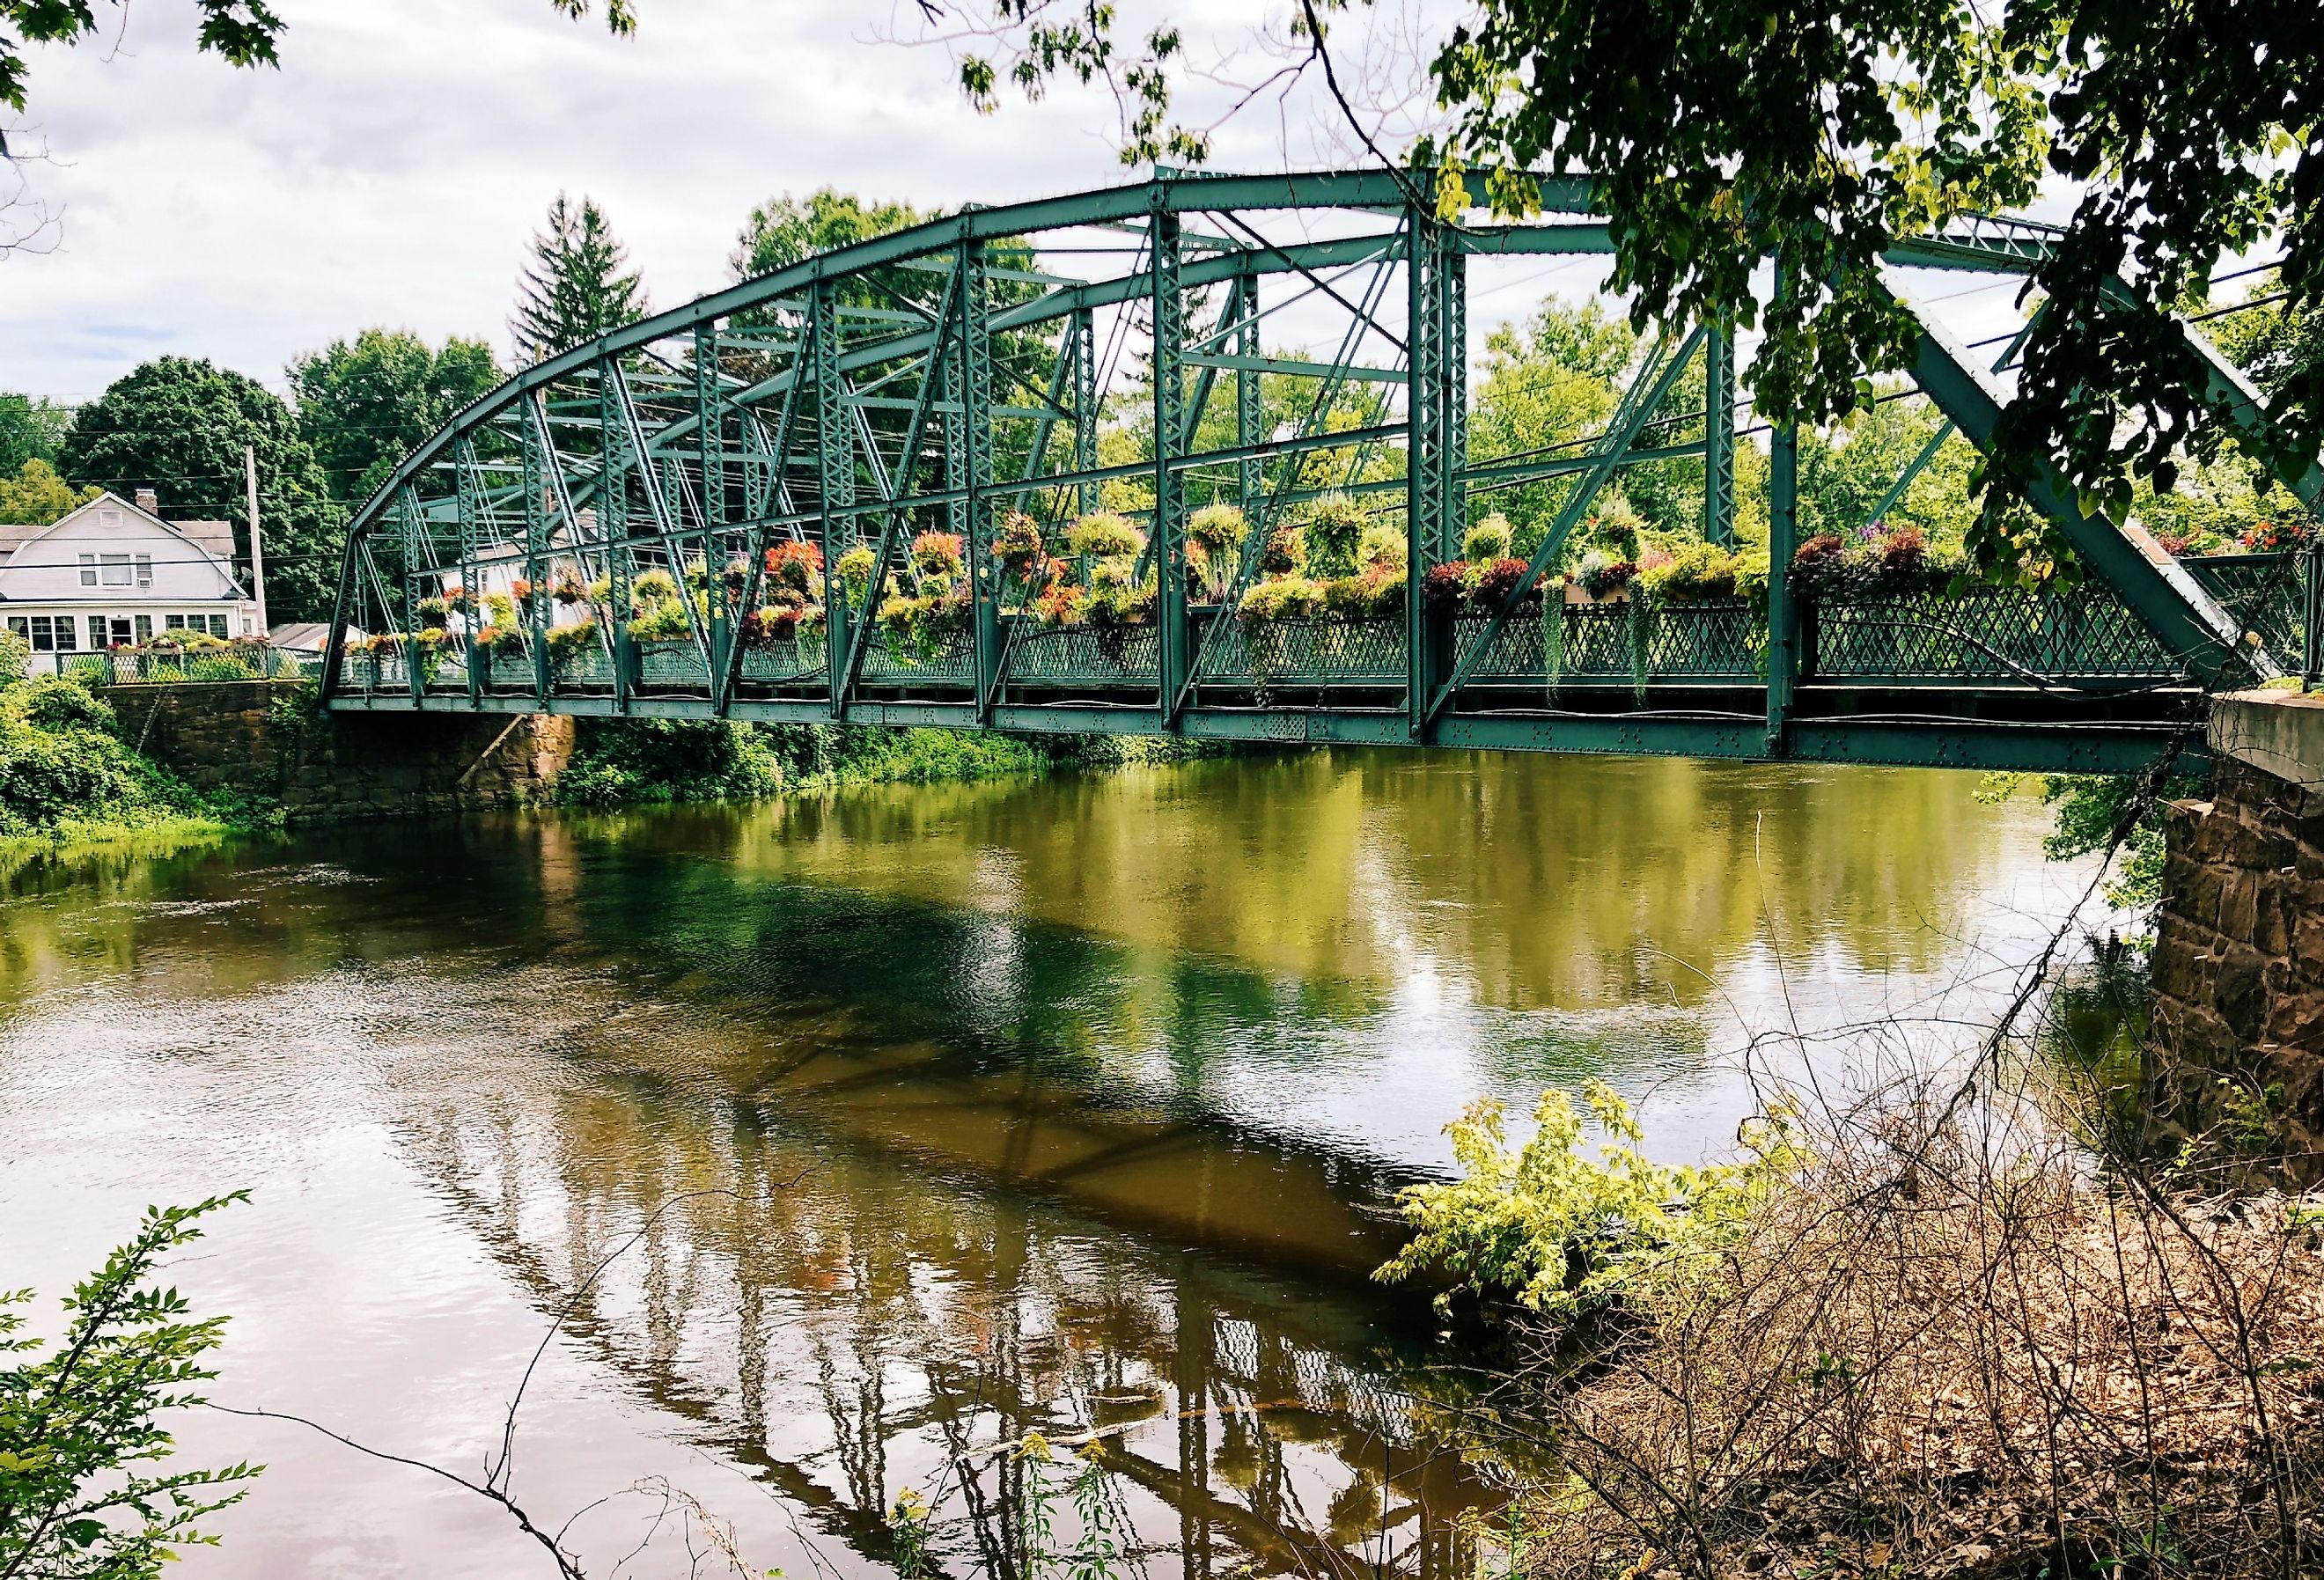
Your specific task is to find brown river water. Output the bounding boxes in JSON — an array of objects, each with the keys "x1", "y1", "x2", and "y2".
[{"x1": 0, "y1": 748, "x2": 2097, "y2": 1579}]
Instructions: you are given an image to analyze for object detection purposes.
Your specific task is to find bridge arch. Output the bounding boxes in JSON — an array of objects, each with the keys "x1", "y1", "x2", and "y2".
[{"x1": 321, "y1": 170, "x2": 2314, "y2": 774}]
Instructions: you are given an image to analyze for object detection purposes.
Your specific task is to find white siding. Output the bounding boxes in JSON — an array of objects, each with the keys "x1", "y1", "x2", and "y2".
[{"x1": 0, "y1": 496, "x2": 242, "y2": 605}]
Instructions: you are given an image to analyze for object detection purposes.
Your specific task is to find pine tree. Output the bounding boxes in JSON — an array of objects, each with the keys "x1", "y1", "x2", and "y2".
[{"x1": 509, "y1": 194, "x2": 649, "y2": 364}]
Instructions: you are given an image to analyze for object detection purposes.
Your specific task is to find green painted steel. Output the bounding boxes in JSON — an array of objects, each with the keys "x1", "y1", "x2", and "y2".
[{"x1": 319, "y1": 168, "x2": 2323, "y2": 777}]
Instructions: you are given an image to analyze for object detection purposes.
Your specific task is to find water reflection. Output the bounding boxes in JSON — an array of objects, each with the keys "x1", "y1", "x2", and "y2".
[{"x1": 0, "y1": 749, "x2": 2075, "y2": 1577}]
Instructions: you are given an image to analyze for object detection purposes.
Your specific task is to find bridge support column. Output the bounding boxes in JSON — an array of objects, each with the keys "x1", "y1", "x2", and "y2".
[
  {"x1": 812, "y1": 280, "x2": 852, "y2": 719},
  {"x1": 1703, "y1": 326, "x2": 1736, "y2": 547},
  {"x1": 1765, "y1": 411, "x2": 1800, "y2": 754},
  {"x1": 2150, "y1": 690, "x2": 2324, "y2": 1168},
  {"x1": 1152, "y1": 209, "x2": 1191, "y2": 721}
]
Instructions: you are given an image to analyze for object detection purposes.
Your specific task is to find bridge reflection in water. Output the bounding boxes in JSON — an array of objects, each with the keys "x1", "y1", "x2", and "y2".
[{"x1": 397, "y1": 1068, "x2": 1507, "y2": 1580}]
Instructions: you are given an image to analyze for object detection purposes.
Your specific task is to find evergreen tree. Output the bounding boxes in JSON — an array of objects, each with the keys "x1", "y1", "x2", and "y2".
[
  {"x1": 289, "y1": 328, "x2": 502, "y2": 507},
  {"x1": 509, "y1": 194, "x2": 649, "y2": 363},
  {"x1": 56, "y1": 357, "x2": 344, "y2": 624}
]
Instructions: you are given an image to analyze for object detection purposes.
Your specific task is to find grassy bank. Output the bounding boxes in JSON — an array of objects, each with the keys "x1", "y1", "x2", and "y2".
[
  {"x1": 549, "y1": 716, "x2": 1223, "y2": 807},
  {"x1": 0, "y1": 658, "x2": 264, "y2": 867}
]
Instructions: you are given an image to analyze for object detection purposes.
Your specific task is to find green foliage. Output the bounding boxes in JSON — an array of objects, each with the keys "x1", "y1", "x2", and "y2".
[
  {"x1": 1795, "y1": 393, "x2": 1982, "y2": 546},
  {"x1": 835, "y1": 544, "x2": 879, "y2": 604},
  {"x1": 1357, "y1": 522, "x2": 1408, "y2": 577},
  {"x1": 1294, "y1": 493, "x2": 1369, "y2": 577},
  {"x1": 0, "y1": 459, "x2": 101, "y2": 527},
  {"x1": 56, "y1": 356, "x2": 343, "y2": 624},
  {"x1": 287, "y1": 328, "x2": 502, "y2": 507},
  {"x1": 510, "y1": 194, "x2": 649, "y2": 362},
  {"x1": 3, "y1": 675, "x2": 117, "y2": 737},
  {"x1": 0, "y1": 1193, "x2": 261, "y2": 1579},
  {"x1": 1460, "y1": 513, "x2": 1514, "y2": 564},
  {"x1": 0, "y1": 629, "x2": 26, "y2": 686},
  {"x1": 0, "y1": 394, "x2": 72, "y2": 474},
  {"x1": 555, "y1": 718, "x2": 783, "y2": 807},
  {"x1": 1378, "y1": 1080, "x2": 1797, "y2": 1319},
  {"x1": 1635, "y1": 540, "x2": 1741, "y2": 604},
  {"x1": 1063, "y1": 511, "x2": 1143, "y2": 559}
]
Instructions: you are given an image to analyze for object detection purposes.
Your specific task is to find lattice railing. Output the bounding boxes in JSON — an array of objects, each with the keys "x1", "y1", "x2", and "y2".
[
  {"x1": 863, "y1": 627, "x2": 977, "y2": 687},
  {"x1": 635, "y1": 639, "x2": 711, "y2": 693},
  {"x1": 1004, "y1": 623, "x2": 1161, "y2": 687},
  {"x1": 739, "y1": 636, "x2": 828, "y2": 687},
  {"x1": 555, "y1": 644, "x2": 618, "y2": 691},
  {"x1": 485, "y1": 652, "x2": 536, "y2": 692},
  {"x1": 1812, "y1": 584, "x2": 2181, "y2": 684},
  {"x1": 1197, "y1": 617, "x2": 1408, "y2": 686},
  {"x1": 2183, "y1": 553, "x2": 2308, "y2": 666}
]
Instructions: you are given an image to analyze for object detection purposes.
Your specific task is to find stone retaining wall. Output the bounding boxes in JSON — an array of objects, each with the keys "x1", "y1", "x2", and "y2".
[
  {"x1": 2149, "y1": 690, "x2": 2324, "y2": 1153},
  {"x1": 103, "y1": 680, "x2": 575, "y2": 823}
]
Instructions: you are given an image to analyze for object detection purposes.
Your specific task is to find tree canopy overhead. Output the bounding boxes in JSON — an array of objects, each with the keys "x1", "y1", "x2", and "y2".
[{"x1": 916, "y1": 0, "x2": 2324, "y2": 571}]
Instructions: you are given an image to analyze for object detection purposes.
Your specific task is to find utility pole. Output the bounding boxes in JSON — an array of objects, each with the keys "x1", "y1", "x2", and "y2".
[{"x1": 244, "y1": 445, "x2": 269, "y2": 639}]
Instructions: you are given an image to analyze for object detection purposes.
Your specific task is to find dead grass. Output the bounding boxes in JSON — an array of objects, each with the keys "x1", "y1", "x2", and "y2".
[{"x1": 1494, "y1": 1096, "x2": 2324, "y2": 1580}]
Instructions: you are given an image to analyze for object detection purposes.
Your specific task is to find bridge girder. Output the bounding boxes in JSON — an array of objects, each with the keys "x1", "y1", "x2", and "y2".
[{"x1": 322, "y1": 169, "x2": 2320, "y2": 772}]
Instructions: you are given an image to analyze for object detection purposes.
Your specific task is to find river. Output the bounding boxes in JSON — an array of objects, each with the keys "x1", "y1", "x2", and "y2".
[{"x1": 0, "y1": 748, "x2": 2098, "y2": 1579}]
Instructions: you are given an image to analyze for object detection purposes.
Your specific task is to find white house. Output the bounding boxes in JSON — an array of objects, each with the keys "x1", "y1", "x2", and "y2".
[{"x1": 0, "y1": 489, "x2": 259, "y2": 674}]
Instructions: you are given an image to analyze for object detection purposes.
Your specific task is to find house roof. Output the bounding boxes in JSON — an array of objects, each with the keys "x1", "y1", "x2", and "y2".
[{"x1": 0, "y1": 493, "x2": 245, "y2": 591}]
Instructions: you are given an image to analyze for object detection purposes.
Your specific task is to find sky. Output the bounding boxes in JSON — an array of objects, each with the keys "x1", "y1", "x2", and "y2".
[
  {"x1": 0, "y1": 0, "x2": 2051, "y2": 413},
  {"x1": 2, "y1": 0, "x2": 1416, "y2": 404}
]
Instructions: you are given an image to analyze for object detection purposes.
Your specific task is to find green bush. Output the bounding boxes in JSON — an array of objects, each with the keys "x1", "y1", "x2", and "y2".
[
  {"x1": 1188, "y1": 501, "x2": 1247, "y2": 555},
  {"x1": 0, "y1": 628, "x2": 28, "y2": 685},
  {"x1": 1636, "y1": 540, "x2": 1742, "y2": 604},
  {"x1": 2, "y1": 675, "x2": 119, "y2": 736},
  {"x1": 1377, "y1": 1081, "x2": 1798, "y2": 1319},
  {"x1": 0, "y1": 1194, "x2": 261, "y2": 1578},
  {"x1": 1357, "y1": 522, "x2": 1408, "y2": 577}
]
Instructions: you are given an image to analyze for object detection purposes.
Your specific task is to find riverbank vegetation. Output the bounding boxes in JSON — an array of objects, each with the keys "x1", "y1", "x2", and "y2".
[
  {"x1": 0, "y1": 636, "x2": 252, "y2": 853},
  {"x1": 1381, "y1": 1073, "x2": 2322, "y2": 1580},
  {"x1": 550, "y1": 715, "x2": 1224, "y2": 808},
  {"x1": 0, "y1": 1194, "x2": 261, "y2": 1577}
]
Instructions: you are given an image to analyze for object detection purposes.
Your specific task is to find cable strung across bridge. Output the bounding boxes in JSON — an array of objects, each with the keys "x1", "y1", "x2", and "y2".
[{"x1": 320, "y1": 170, "x2": 2320, "y2": 775}]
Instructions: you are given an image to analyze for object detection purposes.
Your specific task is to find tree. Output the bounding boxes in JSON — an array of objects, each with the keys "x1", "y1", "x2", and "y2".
[
  {"x1": 56, "y1": 357, "x2": 343, "y2": 624},
  {"x1": 0, "y1": 1194, "x2": 260, "y2": 1579},
  {"x1": 920, "y1": 3, "x2": 2324, "y2": 577},
  {"x1": 732, "y1": 188, "x2": 937, "y2": 281},
  {"x1": 288, "y1": 328, "x2": 502, "y2": 507},
  {"x1": 0, "y1": 393, "x2": 71, "y2": 473},
  {"x1": 1795, "y1": 396, "x2": 1983, "y2": 547},
  {"x1": 510, "y1": 194, "x2": 649, "y2": 362},
  {"x1": 0, "y1": 458, "x2": 100, "y2": 526}
]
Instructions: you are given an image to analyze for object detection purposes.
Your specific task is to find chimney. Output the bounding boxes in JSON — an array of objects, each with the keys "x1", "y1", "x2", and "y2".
[{"x1": 135, "y1": 488, "x2": 159, "y2": 516}]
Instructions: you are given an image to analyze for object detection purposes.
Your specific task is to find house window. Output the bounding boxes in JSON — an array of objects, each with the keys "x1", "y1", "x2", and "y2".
[
  {"x1": 209, "y1": 614, "x2": 230, "y2": 638},
  {"x1": 4, "y1": 617, "x2": 26, "y2": 643},
  {"x1": 99, "y1": 554, "x2": 133, "y2": 587},
  {"x1": 165, "y1": 614, "x2": 186, "y2": 631},
  {"x1": 77, "y1": 554, "x2": 98, "y2": 587},
  {"x1": 135, "y1": 555, "x2": 152, "y2": 588},
  {"x1": 87, "y1": 616, "x2": 108, "y2": 650},
  {"x1": 26, "y1": 615, "x2": 55, "y2": 652},
  {"x1": 106, "y1": 617, "x2": 133, "y2": 648},
  {"x1": 134, "y1": 615, "x2": 152, "y2": 643}
]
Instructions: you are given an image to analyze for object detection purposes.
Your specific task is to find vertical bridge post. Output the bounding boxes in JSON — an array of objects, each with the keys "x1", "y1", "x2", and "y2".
[{"x1": 1151, "y1": 205, "x2": 1189, "y2": 719}]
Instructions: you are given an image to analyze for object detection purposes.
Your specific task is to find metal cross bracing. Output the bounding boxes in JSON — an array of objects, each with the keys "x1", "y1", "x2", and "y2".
[{"x1": 322, "y1": 169, "x2": 2323, "y2": 776}]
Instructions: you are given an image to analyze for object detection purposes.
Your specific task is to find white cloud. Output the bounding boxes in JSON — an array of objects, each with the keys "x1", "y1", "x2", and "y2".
[{"x1": 2, "y1": 0, "x2": 1339, "y2": 401}]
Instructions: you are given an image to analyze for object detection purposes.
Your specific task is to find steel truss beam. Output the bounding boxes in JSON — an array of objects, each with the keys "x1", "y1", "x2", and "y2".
[{"x1": 323, "y1": 168, "x2": 2313, "y2": 778}]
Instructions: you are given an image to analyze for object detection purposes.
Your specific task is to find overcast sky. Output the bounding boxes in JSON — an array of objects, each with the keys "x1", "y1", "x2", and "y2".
[
  {"x1": 2, "y1": 0, "x2": 2052, "y2": 411},
  {"x1": 4, "y1": 0, "x2": 1415, "y2": 403}
]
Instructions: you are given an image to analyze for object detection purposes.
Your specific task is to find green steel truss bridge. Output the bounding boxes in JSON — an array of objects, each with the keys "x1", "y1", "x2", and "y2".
[{"x1": 320, "y1": 170, "x2": 2323, "y2": 774}]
